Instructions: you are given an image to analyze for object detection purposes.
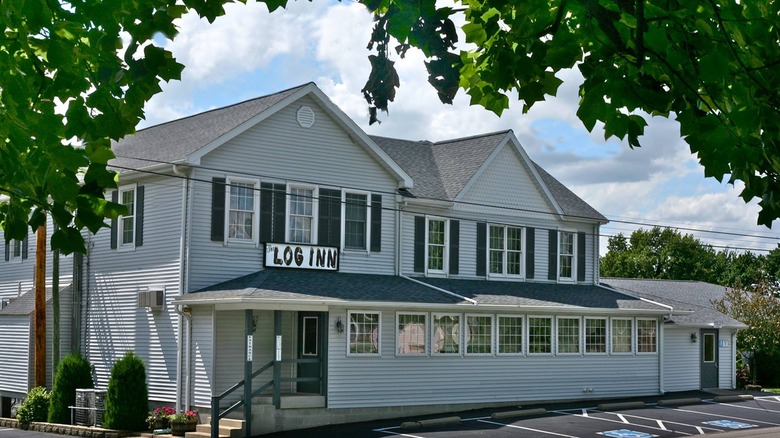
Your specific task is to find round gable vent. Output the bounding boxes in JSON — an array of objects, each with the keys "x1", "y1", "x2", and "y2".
[{"x1": 297, "y1": 106, "x2": 315, "y2": 128}]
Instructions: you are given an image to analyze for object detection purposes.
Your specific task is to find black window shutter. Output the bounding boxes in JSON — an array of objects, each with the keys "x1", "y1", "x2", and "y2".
[
  {"x1": 449, "y1": 220, "x2": 459, "y2": 275},
  {"x1": 370, "y1": 194, "x2": 382, "y2": 252},
  {"x1": 476, "y1": 222, "x2": 486, "y2": 277},
  {"x1": 210, "y1": 178, "x2": 226, "y2": 242},
  {"x1": 317, "y1": 189, "x2": 341, "y2": 247},
  {"x1": 526, "y1": 227, "x2": 535, "y2": 279},
  {"x1": 135, "y1": 185, "x2": 144, "y2": 247},
  {"x1": 272, "y1": 183, "x2": 286, "y2": 243},
  {"x1": 548, "y1": 230, "x2": 558, "y2": 281},
  {"x1": 577, "y1": 231, "x2": 586, "y2": 282},
  {"x1": 4, "y1": 241, "x2": 8, "y2": 261},
  {"x1": 413, "y1": 216, "x2": 425, "y2": 273},
  {"x1": 111, "y1": 190, "x2": 118, "y2": 249},
  {"x1": 260, "y1": 182, "x2": 273, "y2": 242},
  {"x1": 22, "y1": 236, "x2": 28, "y2": 260}
]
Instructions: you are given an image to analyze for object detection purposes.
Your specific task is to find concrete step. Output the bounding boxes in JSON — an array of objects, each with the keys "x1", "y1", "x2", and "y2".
[{"x1": 184, "y1": 417, "x2": 244, "y2": 438}]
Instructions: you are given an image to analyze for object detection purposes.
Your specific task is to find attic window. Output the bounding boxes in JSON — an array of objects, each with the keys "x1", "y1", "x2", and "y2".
[{"x1": 297, "y1": 106, "x2": 315, "y2": 128}]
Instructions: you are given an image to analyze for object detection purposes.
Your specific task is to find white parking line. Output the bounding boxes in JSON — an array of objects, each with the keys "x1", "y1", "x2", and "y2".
[
  {"x1": 551, "y1": 410, "x2": 692, "y2": 436},
  {"x1": 616, "y1": 414, "x2": 629, "y2": 424},
  {"x1": 656, "y1": 406, "x2": 780, "y2": 427},
  {"x1": 656, "y1": 420, "x2": 667, "y2": 431},
  {"x1": 371, "y1": 427, "x2": 427, "y2": 438},
  {"x1": 703, "y1": 400, "x2": 780, "y2": 414},
  {"x1": 596, "y1": 410, "x2": 722, "y2": 433},
  {"x1": 477, "y1": 419, "x2": 581, "y2": 437}
]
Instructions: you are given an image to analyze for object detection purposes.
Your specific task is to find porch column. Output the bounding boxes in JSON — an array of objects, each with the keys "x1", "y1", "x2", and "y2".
[
  {"x1": 273, "y1": 310, "x2": 281, "y2": 409},
  {"x1": 244, "y1": 310, "x2": 253, "y2": 438}
]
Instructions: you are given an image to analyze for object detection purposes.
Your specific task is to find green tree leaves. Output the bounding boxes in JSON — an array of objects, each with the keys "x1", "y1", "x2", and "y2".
[
  {"x1": 363, "y1": 0, "x2": 780, "y2": 227},
  {"x1": 0, "y1": 0, "x2": 262, "y2": 254}
]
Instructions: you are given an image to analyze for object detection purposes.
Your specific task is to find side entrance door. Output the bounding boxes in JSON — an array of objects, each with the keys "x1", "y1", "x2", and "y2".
[
  {"x1": 297, "y1": 312, "x2": 326, "y2": 394},
  {"x1": 700, "y1": 328, "x2": 719, "y2": 388}
]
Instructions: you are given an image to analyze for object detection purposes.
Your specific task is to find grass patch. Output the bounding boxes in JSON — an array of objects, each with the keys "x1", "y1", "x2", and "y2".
[{"x1": 763, "y1": 388, "x2": 780, "y2": 394}]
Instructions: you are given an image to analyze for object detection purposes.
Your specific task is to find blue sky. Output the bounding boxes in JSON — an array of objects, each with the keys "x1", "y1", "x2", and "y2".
[{"x1": 139, "y1": 0, "x2": 780, "y2": 254}]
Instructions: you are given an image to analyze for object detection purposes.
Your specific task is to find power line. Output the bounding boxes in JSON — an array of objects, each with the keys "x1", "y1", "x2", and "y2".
[{"x1": 111, "y1": 156, "x2": 780, "y2": 250}]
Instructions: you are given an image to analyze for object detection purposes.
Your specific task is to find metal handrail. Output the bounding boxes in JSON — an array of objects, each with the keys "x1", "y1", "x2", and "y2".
[{"x1": 209, "y1": 358, "x2": 322, "y2": 438}]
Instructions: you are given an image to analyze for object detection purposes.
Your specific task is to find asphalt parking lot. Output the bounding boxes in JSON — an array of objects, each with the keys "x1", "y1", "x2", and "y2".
[{"x1": 267, "y1": 392, "x2": 780, "y2": 437}]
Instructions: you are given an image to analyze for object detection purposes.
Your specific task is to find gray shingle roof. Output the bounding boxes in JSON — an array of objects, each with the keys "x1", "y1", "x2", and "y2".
[
  {"x1": 0, "y1": 285, "x2": 73, "y2": 316},
  {"x1": 182, "y1": 270, "x2": 463, "y2": 305},
  {"x1": 601, "y1": 278, "x2": 747, "y2": 328},
  {"x1": 110, "y1": 84, "x2": 309, "y2": 171},
  {"x1": 415, "y1": 277, "x2": 666, "y2": 311},
  {"x1": 533, "y1": 163, "x2": 607, "y2": 222},
  {"x1": 372, "y1": 132, "x2": 607, "y2": 222}
]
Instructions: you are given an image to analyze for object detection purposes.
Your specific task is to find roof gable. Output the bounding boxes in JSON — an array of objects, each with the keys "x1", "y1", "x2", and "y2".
[{"x1": 111, "y1": 83, "x2": 413, "y2": 188}]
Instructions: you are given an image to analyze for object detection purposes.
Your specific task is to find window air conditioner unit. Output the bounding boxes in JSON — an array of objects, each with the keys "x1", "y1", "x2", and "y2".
[{"x1": 138, "y1": 290, "x2": 165, "y2": 308}]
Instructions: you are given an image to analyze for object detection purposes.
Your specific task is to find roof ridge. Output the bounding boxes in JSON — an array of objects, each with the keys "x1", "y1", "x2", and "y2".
[
  {"x1": 132, "y1": 82, "x2": 313, "y2": 134},
  {"x1": 432, "y1": 129, "x2": 512, "y2": 146}
]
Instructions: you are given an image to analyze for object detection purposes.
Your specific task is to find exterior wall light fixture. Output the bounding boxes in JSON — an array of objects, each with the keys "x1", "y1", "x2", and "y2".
[
  {"x1": 335, "y1": 317, "x2": 344, "y2": 333},
  {"x1": 691, "y1": 333, "x2": 698, "y2": 343}
]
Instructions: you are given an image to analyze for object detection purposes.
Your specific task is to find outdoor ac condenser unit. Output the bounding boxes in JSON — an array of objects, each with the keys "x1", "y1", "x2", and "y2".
[
  {"x1": 75, "y1": 389, "x2": 94, "y2": 426},
  {"x1": 137, "y1": 290, "x2": 164, "y2": 308}
]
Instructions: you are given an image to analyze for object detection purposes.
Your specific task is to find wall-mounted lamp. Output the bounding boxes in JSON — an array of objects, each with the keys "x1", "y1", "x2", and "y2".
[
  {"x1": 335, "y1": 317, "x2": 344, "y2": 333},
  {"x1": 252, "y1": 315, "x2": 258, "y2": 334},
  {"x1": 690, "y1": 333, "x2": 698, "y2": 343}
]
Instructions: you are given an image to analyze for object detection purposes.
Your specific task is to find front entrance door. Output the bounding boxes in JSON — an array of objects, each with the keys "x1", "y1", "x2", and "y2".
[
  {"x1": 701, "y1": 328, "x2": 719, "y2": 388},
  {"x1": 297, "y1": 312, "x2": 325, "y2": 394}
]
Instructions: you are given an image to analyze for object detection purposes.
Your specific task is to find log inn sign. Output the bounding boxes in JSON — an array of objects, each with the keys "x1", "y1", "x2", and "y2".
[{"x1": 264, "y1": 243, "x2": 339, "y2": 271}]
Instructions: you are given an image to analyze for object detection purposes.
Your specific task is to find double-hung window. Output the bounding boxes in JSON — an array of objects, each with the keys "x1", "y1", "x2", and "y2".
[
  {"x1": 637, "y1": 319, "x2": 658, "y2": 353},
  {"x1": 427, "y1": 218, "x2": 447, "y2": 273},
  {"x1": 344, "y1": 192, "x2": 368, "y2": 250},
  {"x1": 528, "y1": 316, "x2": 552, "y2": 354},
  {"x1": 489, "y1": 225, "x2": 523, "y2": 277},
  {"x1": 557, "y1": 317, "x2": 580, "y2": 354},
  {"x1": 288, "y1": 186, "x2": 315, "y2": 243},
  {"x1": 118, "y1": 185, "x2": 136, "y2": 247},
  {"x1": 397, "y1": 313, "x2": 427, "y2": 355},
  {"x1": 348, "y1": 311, "x2": 380, "y2": 355},
  {"x1": 611, "y1": 318, "x2": 633, "y2": 354},
  {"x1": 559, "y1": 231, "x2": 575, "y2": 280},
  {"x1": 227, "y1": 180, "x2": 257, "y2": 241}
]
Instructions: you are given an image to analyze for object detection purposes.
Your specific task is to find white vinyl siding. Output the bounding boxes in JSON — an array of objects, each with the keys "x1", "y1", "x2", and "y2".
[
  {"x1": 662, "y1": 327, "x2": 700, "y2": 392},
  {"x1": 85, "y1": 176, "x2": 182, "y2": 402},
  {"x1": 0, "y1": 317, "x2": 31, "y2": 395}
]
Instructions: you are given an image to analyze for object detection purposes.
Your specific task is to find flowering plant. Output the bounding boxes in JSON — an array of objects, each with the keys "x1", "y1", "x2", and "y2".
[
  {"x1": 147, "y1": 406, "x2": 175, "y2": 428},
  {"x1": 168, "y1": 410, "x2": 198, "y2": 423}
]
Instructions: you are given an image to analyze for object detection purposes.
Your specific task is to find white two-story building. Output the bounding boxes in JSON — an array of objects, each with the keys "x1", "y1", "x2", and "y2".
[{"x1": 0, "y1": 83, "x2": 744, "y2": 434}]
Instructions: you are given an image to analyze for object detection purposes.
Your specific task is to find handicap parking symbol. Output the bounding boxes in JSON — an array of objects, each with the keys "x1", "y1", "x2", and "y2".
[
  {"x1": 598, "y1": 430, "x2": 658, "y2": 438},
  {"x1": 703, "y1": 420, "x2": 757, "y2": 429}
]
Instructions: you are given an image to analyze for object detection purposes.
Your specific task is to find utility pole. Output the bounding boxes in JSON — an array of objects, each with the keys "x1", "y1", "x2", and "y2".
[{"x1": 34, "y1": 224, "x2": 46, "y2": 388}]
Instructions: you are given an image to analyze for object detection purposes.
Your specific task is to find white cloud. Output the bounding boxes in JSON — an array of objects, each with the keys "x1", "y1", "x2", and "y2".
[{"x1": 134, "y1": 1, "x2": 780, "y2": 253}]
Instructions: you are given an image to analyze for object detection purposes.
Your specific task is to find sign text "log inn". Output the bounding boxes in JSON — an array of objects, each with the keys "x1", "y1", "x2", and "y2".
[{"x1": 264, "y1": 243, "x2": 339, "y2": 271}]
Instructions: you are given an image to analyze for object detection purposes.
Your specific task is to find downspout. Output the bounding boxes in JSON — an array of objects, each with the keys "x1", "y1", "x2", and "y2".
[
  {"x1": 173, "y1": 165, "x2": 191, "y2": 412},
  {"x1": 401, "y1": 275, "x2": 478, "y2": 305},
  {"x1": 395, "y1": 196, "x2": 402, "y2": 276},
  {"x1": 593, "y1": 225, "x2": 600, "y2": 284}
]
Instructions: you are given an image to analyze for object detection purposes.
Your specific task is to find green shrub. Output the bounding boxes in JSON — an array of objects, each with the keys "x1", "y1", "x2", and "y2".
[
  {"x1": 102, "y1": 352, "x2": 149, "y2": 431},
  {"x1": 48, "y1": 353, "x2": 94, "y2": 424},
  {"x1": 16, "y1": 387, "x2": 50, "y2": 425}
]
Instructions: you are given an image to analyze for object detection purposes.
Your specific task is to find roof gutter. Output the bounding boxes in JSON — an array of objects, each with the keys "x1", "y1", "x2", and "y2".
[{"x1": 401, "y1": 275, "x2": 478, "y2": 305}]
